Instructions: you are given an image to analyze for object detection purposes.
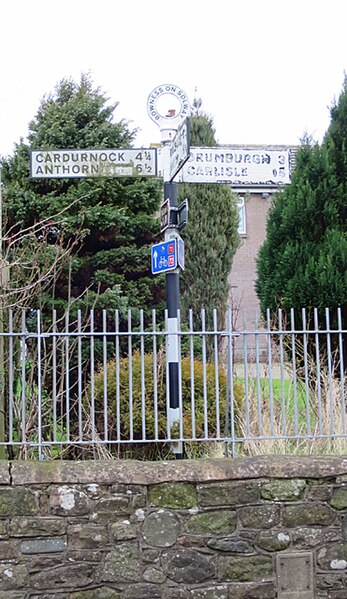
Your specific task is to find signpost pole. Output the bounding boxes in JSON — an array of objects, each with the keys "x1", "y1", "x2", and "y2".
[
  {"x1": 147, "y1": 85, "x2": 191, "y2": 458},
  {"x1": 0, "y1": 167, "x2": 5, "y2": 459},
  {"x1": 163, "y1": 180, "x2": 182, "y2": 456},
  {"x1": 161, "y1": 140, "x2": 183, "y2": 458}
]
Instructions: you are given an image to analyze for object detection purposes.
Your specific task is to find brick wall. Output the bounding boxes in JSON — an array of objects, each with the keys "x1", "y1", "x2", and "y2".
[{"x1": 229, "y1": 192, "x2": 273, "y2": 359}]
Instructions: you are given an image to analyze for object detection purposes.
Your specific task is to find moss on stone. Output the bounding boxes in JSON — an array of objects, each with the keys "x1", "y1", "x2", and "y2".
[
  {"x1": 70, "y1": 588, "x2": 121, "y2": 599},
  {"x1": 261, "y1": 479, "x2": 306, "y2": 501},
  {"x1": 258, "y1": 530, "x2": 291, "y2": 551},
  {"x1": 148, "y1": 482, "x2": 197, "y2": 509},
  {"x1": 219, "y1": 555, "x2": 273, "y2": 582},
  {"x1": 0, "y1": 488, "x2": 37, "y2": 517},
  {"x1": 186, "y1": 510, "x2": 236, "y2": 535},
  {"x1": 330, "y1": 487, "x2": 347, "y2": 510},
  {"x1": 283, "y1": 504, "x2": 335, "y2": 527}
]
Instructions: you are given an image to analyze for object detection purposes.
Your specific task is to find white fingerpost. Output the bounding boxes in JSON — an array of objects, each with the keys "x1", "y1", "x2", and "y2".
[{"x1": 147, "y1": 84, "x2": 191, "y2": 458}]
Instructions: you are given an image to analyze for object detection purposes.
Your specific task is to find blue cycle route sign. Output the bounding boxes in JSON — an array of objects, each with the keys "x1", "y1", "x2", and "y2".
[{"x1": 151, "y1": 239, "x2": 177, "y2": 274}]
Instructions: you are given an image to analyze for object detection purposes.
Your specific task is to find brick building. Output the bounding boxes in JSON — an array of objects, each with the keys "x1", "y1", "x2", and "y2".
[
  {"x1": 228, "y1": 147, "x2": 298, "y2": 306},
  {"x1": 226, "y1": 145, "x2": 298, "y2": 358},
  {"x1": 228, "y1": 189, "x2": 277, "y2": 360}
]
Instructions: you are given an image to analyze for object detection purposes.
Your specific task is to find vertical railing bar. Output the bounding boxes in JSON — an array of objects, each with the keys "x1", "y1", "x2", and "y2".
[
  {"x1": 20, "y1": 310, "x2": 27, "y2": 451},
  {"x1": 302, "y1": 308, "x2": 311, "y2": 435},
  {"x1": 90, "y1": 309, "x2": 95, "y2": 441},
  {"x1": 37, "y1": 310, "x2": 43, "y2": 460},
  {"x1": 64, "y1": 311, "x2": 70, "y2": 443},
  {"x1": 213, "y1": 308, "x2": 220, "y2": 439},
  {"x1": 337, "y1": 307, "x2": 346, "y2": 433},
  {"x1": 314, "y1": 308, "x2": 323, "y2": 434},
  {"x1": 77, "y1": 310, "x2": 83, "y2": 441},
  {"x1": 291, "y1": 308, "x2": 299, "y2": 436},
  {"x1": 140, "y1": 309, "x2": 146, "y2": 441},
  {"x1": 201, "y1": 309, "x2": 208, "y2": 439},
  {"x1": 255, "y1": 309, "x2": 263, "y2": 437},
  {"x1": 52, "y1": 310, "x2": 57, "y2": 444},
  {"x1": 266, "y1": 308, "x2": 274, "y2": 437},
  {"x1": 103, "y1": 310, "x2": 108, "y2": 442},
  {"x1": 128, "y1": 310, "x2": 133, "y2": 441},
  {"x1": 115, "y1": 310, "x2": 121, "y2": 442},
  {"x1": 326, "y1": 307, "x2": 334, "y2": 435},
  {"x1": 223, "y1": 310, "x2": 230, "y2": 457},
  {"x1": 227, "y1": 309, "x2": 236, "y2": 456},
  {"x1": 278, "y1": 309, "x2": 287, "y2": 437},
  {"x1": 189, "y1": 309, "x2": 196, "y2": 439},
  {"x1": 0, "y1": 302, "x2": 5, "y2": 450},
  {"x1": 8, "y1": 310, "x2": 13, "y2": 444},
  {"x1": 243, "y1": 309, "x2": 250, "y2": 436},
  {"x1": 177, "y1": 308, "x2": 183, "y2": 442},
  {"x1": 165, "y1": 309, "x2": 170, "y2": 439},
  {"x1": 152, "y1": 310, "x2": 159, "y2": 441}
]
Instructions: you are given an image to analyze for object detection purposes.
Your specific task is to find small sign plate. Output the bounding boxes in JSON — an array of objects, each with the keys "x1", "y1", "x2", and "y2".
[
  {"x1": 276, "y1": 553, "x2": 315, "y2": 599},
  {"x1": 30, "y1": 148, "x2": 157, "y2": 179},
  {"x1": 177, "y1": 236, "x2": 185, "y2": 270},
  {"x1": 160, "y1": 199, "x2": 170, "y2": 232},
  {"x1": 151, "y1": 239, "x2": 177, "y2": 274},
  {"x1": 170, "y1": 118, "x2": 190, "y2": 181}
]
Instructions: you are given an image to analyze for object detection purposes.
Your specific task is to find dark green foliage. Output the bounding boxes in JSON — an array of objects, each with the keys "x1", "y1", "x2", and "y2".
[
  {"x1": 324, "y1": 76, "x2": 347, "y2": 190},
  {"x1": 178, "y1": 109, "x2": 240, "y2": 326},
  {"x1": 180, "y1": 184, "x2": 240, "y2": 316},
  {"x1": 87, "y1": 351, "x2": 244, "y2": 459},
  {"x1": 256, "y1": 81, "x2": 347, "y2": 316},
  {"x1": 1, "y1": 75, "x2": 164, "y2": 321},
  {"x1": 189, "y1": 113, "x2": 217, "y2": 146}
]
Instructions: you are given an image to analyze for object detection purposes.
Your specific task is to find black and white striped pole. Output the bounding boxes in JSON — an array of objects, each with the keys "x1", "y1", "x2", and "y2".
[
  {"x1": 163, "y1": 179, "x2": 181, "y2": 456},
  {"x1": 147, "y1": 85, "x2": 190, "y2": 458}
]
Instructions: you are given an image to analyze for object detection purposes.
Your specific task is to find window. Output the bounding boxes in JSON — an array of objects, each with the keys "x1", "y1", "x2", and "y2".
[{"x1": 237, "y1": 196, "x2": 246, "y2": 235}]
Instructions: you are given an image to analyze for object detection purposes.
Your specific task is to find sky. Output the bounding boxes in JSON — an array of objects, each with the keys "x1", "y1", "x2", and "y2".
[{"x1": 0, "y1": 0, "x2": 346, "y2": 157}]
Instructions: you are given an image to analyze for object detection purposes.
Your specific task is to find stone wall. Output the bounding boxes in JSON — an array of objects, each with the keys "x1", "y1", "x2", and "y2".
[{"x1": 0, "y1": 456, "x2": 346, "y2": 598}]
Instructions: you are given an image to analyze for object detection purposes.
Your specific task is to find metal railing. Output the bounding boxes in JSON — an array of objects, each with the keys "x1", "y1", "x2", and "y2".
[{"x1": 0, "y1": 306, "x2": 346, "y2": 459}]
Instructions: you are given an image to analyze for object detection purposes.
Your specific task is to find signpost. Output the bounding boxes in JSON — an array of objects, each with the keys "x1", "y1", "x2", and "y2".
[
  {"x1": 29, "y1": 82, "x2": 296, "y2": 460},
  {"x1": 147, "y1": 85, "x2": 192, "y2": 457}
]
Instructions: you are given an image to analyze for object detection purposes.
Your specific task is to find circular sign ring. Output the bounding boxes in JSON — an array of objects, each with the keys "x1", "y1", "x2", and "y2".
[{"x1": 147, "y1": 84, "x2": 190, "y2": 129}]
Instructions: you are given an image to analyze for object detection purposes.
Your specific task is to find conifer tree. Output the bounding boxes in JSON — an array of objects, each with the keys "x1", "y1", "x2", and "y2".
[
  {"x1": 1, "y1": 75, "x2": 164, "y2": 322},
  {"x1": 255, "y1": 78, "x2": 347, "y2": 370},
  {"x1": 256, "y1": 80, "x2": 347, "y2": 315},
  {"x1": 178, "y1": 101, "x2": 240, "y2": 328}
]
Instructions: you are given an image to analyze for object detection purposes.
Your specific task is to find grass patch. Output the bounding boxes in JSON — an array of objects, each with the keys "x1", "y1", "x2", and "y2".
[{"x1": 233, "y1": 368, "x2": 346, "y2": 456}]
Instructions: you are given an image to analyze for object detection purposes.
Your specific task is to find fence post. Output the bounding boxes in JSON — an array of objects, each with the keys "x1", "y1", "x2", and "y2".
[
  {"x1": 0, "y1": 167, "x2": 6, "y2": 458},
  {"x1": 37, "y1": 310, "x2": 43, "y2": 460},
  {"x1": 342, "y1": 305, "x2": 347, "y2": 376}
]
